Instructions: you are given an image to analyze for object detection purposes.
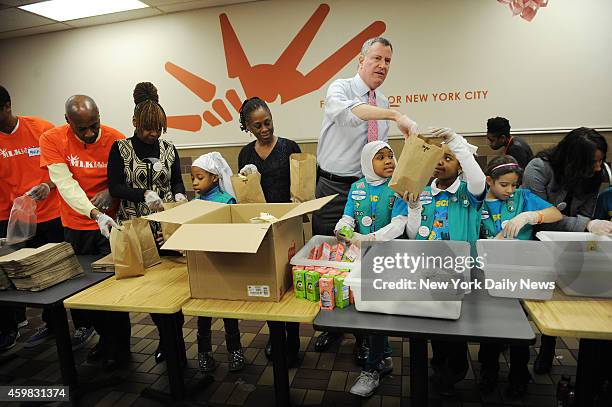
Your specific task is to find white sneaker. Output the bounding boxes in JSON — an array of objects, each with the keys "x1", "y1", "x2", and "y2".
[
  {"x1": 349, "y1": 370, "x2": 380, "y2": 397},
  {"x1": 17, "y1": 320, "x2": 28, "y2": 329}
]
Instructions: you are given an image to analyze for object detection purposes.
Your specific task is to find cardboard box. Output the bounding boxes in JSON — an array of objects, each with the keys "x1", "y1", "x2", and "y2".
[{"x1": 146, "y1": 195, "x2": 335, "y2": 302}]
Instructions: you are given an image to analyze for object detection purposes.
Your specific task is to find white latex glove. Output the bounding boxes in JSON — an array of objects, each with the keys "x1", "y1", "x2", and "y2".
[
  {"x1": 174, "y1": 193, "x2": 187, "y2": 202},
  {"x1": 26, "y1": 183, "x2": 51, "y2": 201},
  {"x1": 351, "y1": 232, "x2": 374, "y2": 244},
  {"x1": 90, "y1": 189, "x2": 113, "y2": 211},
  {"x1": 239, "y1": 164, "x2": 259, "y2": 176},
  {"x1": 426, "y1": 127, "x2": 458, "y2": 143},
  {"x1": 95, "y1": 213, "x2": 120, "y2": 239},
  {"x1": 144, "y1": 190, "x2": 164, "y2": 212},
  {"x1": 587, "y1": 219, "x2": 612, "y2": 235},
  {"x1": 403, "y1": 192, "x2": 421, "y2": 211},
  {"x1": 396, "y1": 114, "x2": 419, "y2": 139},
  {"x1": 502, "y1": 211, "x2": 539, "y2": 239}
]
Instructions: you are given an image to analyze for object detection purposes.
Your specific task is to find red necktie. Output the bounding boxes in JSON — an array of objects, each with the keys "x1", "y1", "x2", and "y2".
[{"x1": 367, "y1": 90, "x2": 378, "y2": 142}]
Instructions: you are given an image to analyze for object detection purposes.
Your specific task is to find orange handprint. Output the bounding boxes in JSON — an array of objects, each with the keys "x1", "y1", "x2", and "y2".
[{"x1": 166, "y1": 3, "x2": 385, "y2": 132}]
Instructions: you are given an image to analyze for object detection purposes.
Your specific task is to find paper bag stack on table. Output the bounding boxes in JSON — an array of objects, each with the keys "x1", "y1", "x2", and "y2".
[
  {"x1": 0, "y1": 242, "x2": 83, "y2": 291},
  {"x1": 91, "y1": 253, "x2": 114, "y2": 273}
]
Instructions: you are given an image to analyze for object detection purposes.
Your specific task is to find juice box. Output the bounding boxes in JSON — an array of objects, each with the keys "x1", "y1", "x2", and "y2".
[
  {"x1": 334, "y1": 274, "x2": 350, "y2": 308},
  {"x1": 292, "y1": 266, "x2": 306, "y2": 299},
  {"x1": 342, "y1": 244, "x2": 360, "y2": 262},
  {"x1": 319, "y1": 242, "x2": 332, "y2": 260},
  {"x1": 319, "y1": 276, "x2": 335, "y2": 310},
  {"x1": 334, "y1": 244, "x2": 345, "y2": 262},
  {"x1": 305, "y1": 271, "x2": 321, "y2": 301}
]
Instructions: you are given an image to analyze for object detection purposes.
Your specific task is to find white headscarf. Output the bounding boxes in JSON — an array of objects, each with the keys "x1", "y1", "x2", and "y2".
[
  {"x1": 192, "y1": 152, "x2": 236, "y2": 198},
  {"x1": 360, "y1": 141, "x2": 397, "y2": 186}
]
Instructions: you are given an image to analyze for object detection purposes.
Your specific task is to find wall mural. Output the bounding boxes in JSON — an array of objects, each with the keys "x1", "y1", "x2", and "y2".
[{"x1": 164, "y1": 3, "x2": 385, "y2": 132}]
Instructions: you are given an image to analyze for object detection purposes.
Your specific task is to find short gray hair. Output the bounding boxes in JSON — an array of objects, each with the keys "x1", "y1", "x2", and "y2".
[{"x1": 360, "y1": 37, "x2": 393, "y2": 56}]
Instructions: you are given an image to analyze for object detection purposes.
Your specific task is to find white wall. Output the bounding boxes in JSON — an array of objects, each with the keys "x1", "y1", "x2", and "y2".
[{"x1": 1, "y1": 0, "x2": 611, "y2": 147}]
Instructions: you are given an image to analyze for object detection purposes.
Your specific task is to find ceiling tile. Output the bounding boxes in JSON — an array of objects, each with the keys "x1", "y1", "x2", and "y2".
[
  {"x1": 63, "y1": 7, "x2": 162, "y2": 28},
  {"x1": 0, "y1": 7, "x2": 56, "y2": 32},
  {"x1": 0, "y1": 22, "x2": 69, "y2": 40}
]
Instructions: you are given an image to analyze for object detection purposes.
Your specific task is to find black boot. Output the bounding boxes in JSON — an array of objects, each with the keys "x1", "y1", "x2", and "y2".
[
  {"x1": 314, "y1": 331, "x2": 342, "y2": 352},
  {"x1": 534, "y1": 335, "x2": 556, "y2": 374}
]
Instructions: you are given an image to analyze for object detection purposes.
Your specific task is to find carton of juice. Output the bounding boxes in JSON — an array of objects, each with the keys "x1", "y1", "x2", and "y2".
[
  {"x1": 342, "y1": 244, "x2": 360, "y2": 262},
  {"x1": 334, "y1": 274, "x2": 350, "y2": 308},
  {"x1": 319, "y1": 276, "x2": 335, "y2": 310},
  {"x1": 319, "y1": 242, "x2": 332, "y2": 260},
  {"x1": 334, "y1": 244, "x2": 345, "y2": 262},
  {"x1": 305, "y1": 271, "x2": 321, "y2": 301},
  {"x1": 293, "y1": 266, "x2": 306, "y2": 299}
]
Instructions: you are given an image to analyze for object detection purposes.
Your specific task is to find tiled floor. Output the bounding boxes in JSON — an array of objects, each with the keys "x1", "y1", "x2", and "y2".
[{"x1": 0, "y1": 309, "x2": 587, "y2": 406}]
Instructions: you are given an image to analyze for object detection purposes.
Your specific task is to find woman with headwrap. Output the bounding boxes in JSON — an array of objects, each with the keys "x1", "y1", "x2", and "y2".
[
  {"x1": 107, "y1": 82, "x2": 187, "y2": 364},
  {"x1": 190, "y1": 152, "x2": 245, "y2": 372}
]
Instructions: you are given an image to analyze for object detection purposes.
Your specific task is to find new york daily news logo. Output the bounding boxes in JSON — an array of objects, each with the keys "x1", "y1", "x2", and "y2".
[
  {"x1": 66, "y1": 154, "x2": 107, "y2": 169},
  {"x1": 372, "y1": 253, "x2": 486, "y2": 275},
  {"x1": 0, "y1": 146, "x2": 38, "y2": 159}
]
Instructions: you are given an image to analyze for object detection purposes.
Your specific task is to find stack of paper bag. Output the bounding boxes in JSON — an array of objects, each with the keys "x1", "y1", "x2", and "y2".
[
  {"x1": 91, "y1": 253, "x2": 114, "y2": 273},
  {"x1": 0, "y1": 242, "x2": 83, "y2": 291}
]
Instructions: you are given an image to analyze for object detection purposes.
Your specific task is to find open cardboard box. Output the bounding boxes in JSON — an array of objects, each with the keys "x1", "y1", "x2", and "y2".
[{"x1": 145, "y1": 195, "x2": 335, "y2": 302}]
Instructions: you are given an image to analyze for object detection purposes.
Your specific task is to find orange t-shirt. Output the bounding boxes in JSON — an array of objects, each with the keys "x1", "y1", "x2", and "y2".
[
  {"x1": 39, "y1": 124, "x2": 125, "y2": 230},
  {"x1": 0, "y1": 116, "x2": 60, "y2": 223}
]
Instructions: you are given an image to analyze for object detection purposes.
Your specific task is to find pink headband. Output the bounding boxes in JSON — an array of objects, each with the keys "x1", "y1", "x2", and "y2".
[{"x1": 490, "y1": 163, "x2": 520, "y2": 173}]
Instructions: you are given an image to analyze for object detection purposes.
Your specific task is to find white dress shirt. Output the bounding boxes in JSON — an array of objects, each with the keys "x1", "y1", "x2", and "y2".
[{"x1": 317, "y1": 74, "x2": 390, "y2": 177}]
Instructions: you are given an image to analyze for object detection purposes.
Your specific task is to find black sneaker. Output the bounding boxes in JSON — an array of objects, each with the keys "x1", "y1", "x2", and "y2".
[
  {"x1": 0, "y1": 330, "x2": 19, "y2": 351},
  {"x1": 198, "y1": 351, "x2": 217, "y2": 373},
  {"x1": 228, "y1": 349, "x2": 245, "y2": 372}
]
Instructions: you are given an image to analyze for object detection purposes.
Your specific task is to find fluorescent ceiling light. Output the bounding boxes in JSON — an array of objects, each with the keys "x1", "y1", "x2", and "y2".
[{"x1": 19, "y1": 0, "x2": 149, "y2": 22}]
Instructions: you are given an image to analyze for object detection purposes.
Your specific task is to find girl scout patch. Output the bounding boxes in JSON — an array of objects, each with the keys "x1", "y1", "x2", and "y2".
[
  {"x1": 481, "y1": 210, "x2": 490, "y2": 220},
  {"x1": 351, "y1": 190, "x2": 366, "y2": 201},
  {"x1": 361, "y1": 216, "x2": 373, "y2": 227}
]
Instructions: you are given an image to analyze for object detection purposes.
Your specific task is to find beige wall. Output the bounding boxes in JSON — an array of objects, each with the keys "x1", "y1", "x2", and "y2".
[{"x1": 177, "y1": 131, "x2": 612, "y2": 198}]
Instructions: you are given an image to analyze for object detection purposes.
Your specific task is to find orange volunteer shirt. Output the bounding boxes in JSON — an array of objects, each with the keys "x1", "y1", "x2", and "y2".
[
  {"x1": 0, "y1": 116, "x2": 60, "y2": 223},
  {"x1": 39, "y1": 124, "x2": 125, "y2": 230}
]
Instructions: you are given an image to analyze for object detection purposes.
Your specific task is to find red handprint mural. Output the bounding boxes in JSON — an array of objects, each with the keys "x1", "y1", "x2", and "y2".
[{"x1": 166, "y1": 3, "x2": 385, "y2": 132}]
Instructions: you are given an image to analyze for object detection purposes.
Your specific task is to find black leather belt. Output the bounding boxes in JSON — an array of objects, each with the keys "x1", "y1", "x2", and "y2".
[{"x1": 317, "y1": 167, "x2": 359, "y2": 184}]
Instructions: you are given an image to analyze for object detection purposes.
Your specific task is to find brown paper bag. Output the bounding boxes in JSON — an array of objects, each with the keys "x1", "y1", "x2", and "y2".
[
  {"x1": 389, "y1": 135, "x2": 444, "y2": 197},
  {"x1": 160, "y1": 201, "x2": 187, "y2": 242},
  {"x1": 231, "y1": 173, "x2": 267, "y2": 203},
  {"x1": 125, "y1": 218, "x2": 161, "y2": 269},
  {"x1": 109, "y1": 223, "x2": 145, "y2": 279},
  {"x1": 290, "y1": 153, "x2": 316, "y2": 203}
]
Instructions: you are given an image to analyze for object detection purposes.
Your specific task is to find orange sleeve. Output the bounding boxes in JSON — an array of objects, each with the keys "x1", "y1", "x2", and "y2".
[{"x1": 39, "y1": 129, "x2": 65, "y2": 167}]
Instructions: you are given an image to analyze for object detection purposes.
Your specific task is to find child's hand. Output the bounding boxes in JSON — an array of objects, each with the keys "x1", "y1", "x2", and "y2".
[
  {"x1": 502, "y1": 212, "x2": 538, "y2": 238},
  {"x1": 155, "y1": 230, "x2": 165, "y2": 246},
  {"x1": 403, "y1": 192, "x2": 421, "y2": 210},
  {"x1": 335, "y1": 226, "x2": 354, "y2": 244}
]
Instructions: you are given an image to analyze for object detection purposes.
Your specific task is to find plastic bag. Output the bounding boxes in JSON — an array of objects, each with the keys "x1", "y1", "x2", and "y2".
[{"x1": 6, "y1": 195, "x2": 37, "y2": 245}]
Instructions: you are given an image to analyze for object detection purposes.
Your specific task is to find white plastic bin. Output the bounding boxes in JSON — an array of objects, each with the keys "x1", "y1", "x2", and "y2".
[
  {"x1": 536, "y1": 232, "x2": 612, "y2": 298},
  {"x1": 476, "y1": 240, "x2": 557, "y2": 300},
  {"x1": 290, "y1": 235, "x2": 360, "y2": 272}
]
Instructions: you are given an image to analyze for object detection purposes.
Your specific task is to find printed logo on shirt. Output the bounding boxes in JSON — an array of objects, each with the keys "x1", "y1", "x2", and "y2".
[
  {"x1": 0, "y1": 146, "x2": 37, "y2": 159},
  {"x1": 436, "y1": 199, "x2": 449, "y2": 207},
  {"x1": 492, "y1": 213, "x2": 502, "y2": 222},
  {"x1": 27, "y1": 147, "x2": 40, "y2": 157},
  {"x1": 66, "y1": 154, "x2": 108, "y2": 169},
  {"x1": 371, "y1": 195, "x2": 379, "y2": 202}
]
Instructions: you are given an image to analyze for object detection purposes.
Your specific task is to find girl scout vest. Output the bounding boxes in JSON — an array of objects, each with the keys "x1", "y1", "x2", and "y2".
[
  {"x1": 351, "y1": 178, "x2": 396, "y2": 233},
  {"x1": 116, "y1": 138, "x2": 176, "y2": 222},
  {"x1": 199, "y1": 189, "x2": 235, "y2": 204},
  {"x1": 416, "y1": 181, "x2": 481, "y2": 242},
  {"x1": 480, "y1": 188, "x2": 531, "y2": 240}
]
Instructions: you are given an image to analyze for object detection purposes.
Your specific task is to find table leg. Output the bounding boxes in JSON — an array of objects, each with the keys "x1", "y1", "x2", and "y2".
[
  {"x1": 575, "y1": 338, "x2": 605, "y2": 407},
  {"x1": 48, "y1": 303, "x2": 77, "y2": 388},
  {"x1": 268, "y1": 321, "x2": 291, "y2": 407},
  {"x1": 409, "y1": 337, "x2": 428, "y2": 407}
]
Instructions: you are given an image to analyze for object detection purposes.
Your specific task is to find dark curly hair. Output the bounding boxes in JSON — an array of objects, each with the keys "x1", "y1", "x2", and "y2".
[
  {"x1": 133, "y1": 82, "x2": 167, "y2": 133},
  {"x1": 487, "y1": 117, "x2": 511, "y2": 138},
  {"x1": 536, "y1": 127, "x2": 608, "y2": 194},
  {"x1": 238, "y1": 97, "x2": 270, "y2": 133}
]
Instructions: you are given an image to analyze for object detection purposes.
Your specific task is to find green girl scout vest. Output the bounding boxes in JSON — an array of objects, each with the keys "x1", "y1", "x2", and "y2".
[
  {"x1": 480, "y1": 188, "x2": 531, "y2": 240},
  {"x1": 351, "y1": 178, "x2": 396, "y2": 233},
  {"x1": 416, "y1": 181, "x2": 481, "y2": 242}
]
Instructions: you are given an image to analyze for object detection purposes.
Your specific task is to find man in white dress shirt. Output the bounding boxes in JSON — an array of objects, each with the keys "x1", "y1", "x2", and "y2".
[{"x1": 313, "y1": 37, "x2": 418, "y2": 358}]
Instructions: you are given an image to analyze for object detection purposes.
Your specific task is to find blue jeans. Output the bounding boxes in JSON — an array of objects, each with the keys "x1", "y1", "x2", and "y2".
[{"x1": 365, "y1": 335, "x2": 392, "y2": 371}]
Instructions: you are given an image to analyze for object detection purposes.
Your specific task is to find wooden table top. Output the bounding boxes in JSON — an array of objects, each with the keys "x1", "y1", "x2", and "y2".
[
  {"x1": 182, "y1": 289, "x2": 320, "y2": 323},
  {"x1": 64, "y1": 257, "x2": 190, "y2": 314},
  {"x1": 523, "y1": 289, "x2": 612, "y2": 340}
]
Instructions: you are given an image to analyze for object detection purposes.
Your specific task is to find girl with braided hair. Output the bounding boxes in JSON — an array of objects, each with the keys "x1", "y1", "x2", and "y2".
[
  {"x1": 107, "y1": 82, "x2": 187, "y2": 364},
  {"x1": 237, "y1": 97, "x2": 302, "y2": 366}
]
